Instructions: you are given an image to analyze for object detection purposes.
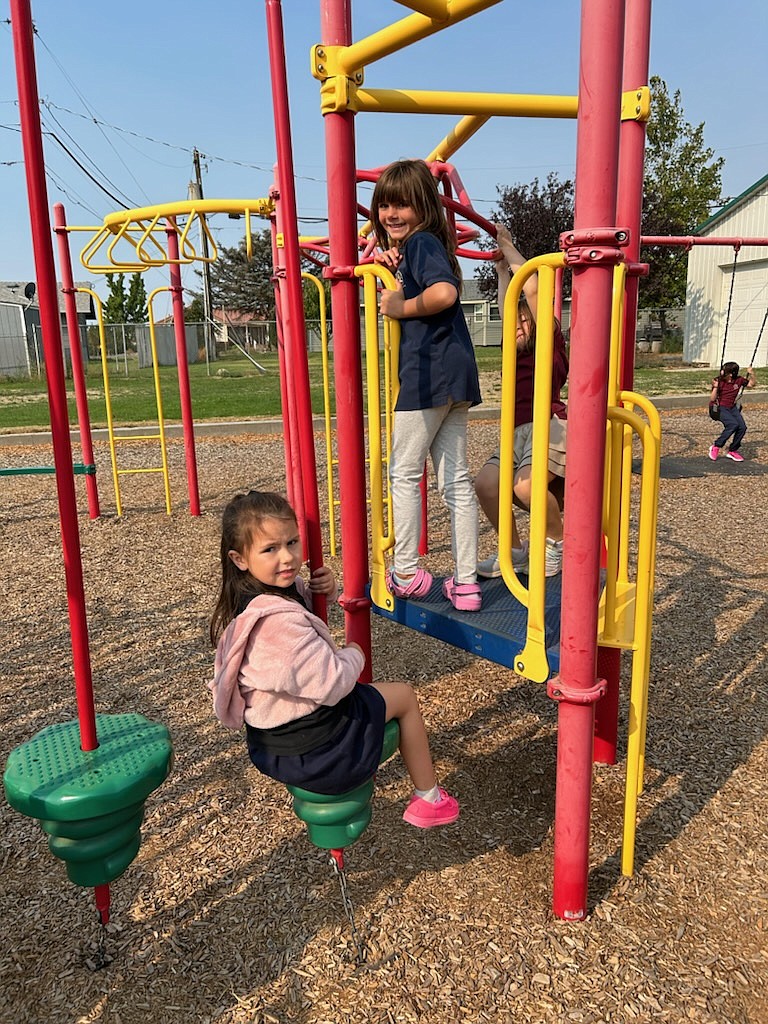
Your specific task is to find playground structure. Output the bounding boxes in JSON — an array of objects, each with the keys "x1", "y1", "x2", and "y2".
[{"x1": 4, "y1": 0, "x2": 765, "y2": 941}]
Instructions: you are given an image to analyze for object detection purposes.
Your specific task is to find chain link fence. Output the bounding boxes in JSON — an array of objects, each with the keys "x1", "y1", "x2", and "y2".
[{"x1": 0, "y1": 309, "x2": 685, "y2": 380}]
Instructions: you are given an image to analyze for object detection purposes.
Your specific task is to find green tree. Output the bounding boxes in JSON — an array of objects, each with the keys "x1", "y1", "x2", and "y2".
[
  {"x1": 203, "y1": 231, "x2": 275, "y2": 317},
  {"x1": 475, "y1": 172, "x2": 574, "y2": 300},
  {"x1": 184, "y1": 295, "x2": 206, "y2": 323},
  {"x1": 103, "y1": 272, "x2": 128, "y2": 324},
  {"x1": 125, "y1": 273, "x2": 148, "y2": 323},
  {"x1": 641, "y1": 76, "x2": 724, "y2": 317}
]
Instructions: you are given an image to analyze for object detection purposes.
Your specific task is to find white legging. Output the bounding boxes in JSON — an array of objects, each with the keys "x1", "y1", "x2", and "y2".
[{"x1": 390, "y1": 402, "x2": 478, "y2": 584}]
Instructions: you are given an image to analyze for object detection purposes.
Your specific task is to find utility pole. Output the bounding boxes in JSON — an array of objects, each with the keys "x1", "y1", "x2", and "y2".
[{"x1": 189, "y1": 148, "x2": 214, "y2": 364}]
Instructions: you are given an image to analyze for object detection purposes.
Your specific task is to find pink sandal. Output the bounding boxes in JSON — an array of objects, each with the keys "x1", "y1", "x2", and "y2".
[
  {"x1": 442, "y1": 577, "x2": 482, "y2": 612},
  {"x1": 387, "y1": 567, "x2": 434, "y2": 599}
]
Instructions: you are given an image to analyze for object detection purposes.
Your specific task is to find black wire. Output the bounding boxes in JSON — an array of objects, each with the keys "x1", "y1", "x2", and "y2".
[{"x1": 45, "y1": 130, "x2": 131, "y2": 210}]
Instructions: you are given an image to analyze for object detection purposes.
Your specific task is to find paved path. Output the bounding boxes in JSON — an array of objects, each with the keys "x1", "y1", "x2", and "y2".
[{"x1": 1, "y1": 392, "x2": 766, "y2": 447}]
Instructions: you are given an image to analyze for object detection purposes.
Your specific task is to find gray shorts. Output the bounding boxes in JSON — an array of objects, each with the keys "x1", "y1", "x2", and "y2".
[{"x1": 484, "y1": 416, "x2": 567, "y2": 479}]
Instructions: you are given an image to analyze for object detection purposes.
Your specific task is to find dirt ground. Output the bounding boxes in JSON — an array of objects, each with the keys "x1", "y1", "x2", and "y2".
[{"x1": 1, "y1": 404, "x2": 766, "y2": 1024}]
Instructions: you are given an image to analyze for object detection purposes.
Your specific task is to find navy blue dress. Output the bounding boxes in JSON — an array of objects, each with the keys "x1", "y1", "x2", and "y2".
[
  {"x1": 394, "y1": 231, "x2": 481, "y2": 412},
  {"x1": 238, "y1": 587, "x2": 387, "y2": 796}
]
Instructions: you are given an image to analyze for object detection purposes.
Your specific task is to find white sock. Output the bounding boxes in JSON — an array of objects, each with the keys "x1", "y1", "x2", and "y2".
[{"x1": 414, "y1": 784, "x2": 440, "y2": 803}]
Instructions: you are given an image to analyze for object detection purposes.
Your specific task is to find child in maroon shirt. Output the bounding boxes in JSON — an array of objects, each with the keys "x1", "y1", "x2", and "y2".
[{"x1": 709, "y1": 361, "x2": 756, "y2": 462}]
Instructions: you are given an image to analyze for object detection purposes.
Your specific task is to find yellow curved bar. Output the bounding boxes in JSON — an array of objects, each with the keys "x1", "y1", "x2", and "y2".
[
  {"x1": 619, "y1": 391, "x2": 661, "y2": 797},
  {"x1": 101, "y1": 198, "x2": 275, "y2": 233},
  {"x1": 498, "y1": 253, "x2": 566, "y2": 683},
  {"x1": 80, "y1": 224, "x2": 147, "y2": 274},
  {"x1": 605, "y1": 406, "x2": 659, "y2": 877},
  {"x1": 354, "y1": 264, "x2": 400, "y2": 612},
  {"x1": 79, "y1": 199, "x2": 275, "y2": 273},
  {"x1": 301, "y1": 272, "x2": 336, "y2": 556},
  {"x1": 144, "y1": 291, "x2": 173, "y2": 515},
  {"x1": 76, "y1": 288, "x2": 122, "y2": 516}
]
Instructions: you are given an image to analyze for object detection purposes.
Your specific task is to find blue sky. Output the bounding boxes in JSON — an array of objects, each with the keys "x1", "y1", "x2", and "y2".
[{"x1": 1, "y1": 1, "x2": 766, "y2": 313}]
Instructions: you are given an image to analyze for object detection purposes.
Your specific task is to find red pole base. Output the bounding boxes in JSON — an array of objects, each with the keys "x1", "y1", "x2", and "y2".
[{"x1": 94, "y1": 883, "x2": 110, "y2": 925}]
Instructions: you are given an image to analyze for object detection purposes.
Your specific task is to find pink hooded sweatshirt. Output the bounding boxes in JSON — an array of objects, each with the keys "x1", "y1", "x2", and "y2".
[{"x1": 209, "y1": 580, "x2": 365, "y2": 731}]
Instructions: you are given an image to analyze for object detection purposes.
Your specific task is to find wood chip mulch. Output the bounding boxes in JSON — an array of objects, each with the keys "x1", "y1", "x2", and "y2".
[{"x1": 1, "y1": 403, "x2": 766, "y2": 1024}]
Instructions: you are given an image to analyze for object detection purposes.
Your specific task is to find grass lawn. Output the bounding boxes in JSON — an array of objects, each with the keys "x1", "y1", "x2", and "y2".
[{"x1": 0, "y1": 347, "x2": 718, "y2": 433}]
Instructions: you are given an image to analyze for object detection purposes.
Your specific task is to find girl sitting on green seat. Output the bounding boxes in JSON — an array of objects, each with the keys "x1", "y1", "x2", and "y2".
[{"x1": 208, "y1": 489, "x2": 459, "y2": 828}]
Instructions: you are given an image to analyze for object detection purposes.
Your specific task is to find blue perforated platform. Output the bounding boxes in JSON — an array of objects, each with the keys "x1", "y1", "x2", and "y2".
[{"x1": 371, "y1": 573, "x2": 562, "y2": 676}]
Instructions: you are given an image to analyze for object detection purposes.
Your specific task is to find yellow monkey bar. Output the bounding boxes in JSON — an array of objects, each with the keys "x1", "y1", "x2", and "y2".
[{"x1": 79, "y1": 198, "x2": 275, "y2": 274}]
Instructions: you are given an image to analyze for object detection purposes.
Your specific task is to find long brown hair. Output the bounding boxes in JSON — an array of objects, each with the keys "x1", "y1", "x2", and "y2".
[
  {"x1": 209, "y1": 490, "x2": 298, "y2": 645},
  {"x1": 516, "y1": 295, "x2": 537, "y2": 355},
  {"x1": 371, "y1": 159, "x2": 462, "y2": 286}
]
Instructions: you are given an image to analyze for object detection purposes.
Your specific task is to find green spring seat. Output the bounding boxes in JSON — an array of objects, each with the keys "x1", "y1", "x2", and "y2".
[
  {"x1": 287, "y1": 718, "x2": 400, "y2": 850},
  {"x1": 3, "y1": 713, "x2": 173, "y2": 887}
]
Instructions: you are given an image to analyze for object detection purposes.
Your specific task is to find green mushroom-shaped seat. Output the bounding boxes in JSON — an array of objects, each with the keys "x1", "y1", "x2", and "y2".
[
  {"x1": 287, "y1": 718, "x2": 400, "y2": 850},
  {"x1": 3, "y1": 713, "x2": 173, "y2": 888}
]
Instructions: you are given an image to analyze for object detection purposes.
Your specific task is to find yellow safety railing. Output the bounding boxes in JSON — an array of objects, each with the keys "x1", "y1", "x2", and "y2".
[
  {"x1": 498, "y1": 253, "x2": 566, "y2": 683},
  {"x1": 592, "y1": 260, "x2": 662, "y2": 875},
  {"x1": 301, "y1": 272, "x2": 337, "y2": 555},
  {"x1": 85, "y1": 285, "x2": 172, "y2": 516},
  {"x1": 79, "y1": 199, "x2": 275, "y2": 273},
  {"x1": 354, "y1": 264, "x2": 400, "y2": 612},
  {"x1": 599, "y1": 400, "x2": 660, "y2": 877}
]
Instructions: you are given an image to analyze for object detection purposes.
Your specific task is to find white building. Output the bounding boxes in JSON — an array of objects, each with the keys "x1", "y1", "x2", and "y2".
[{"x1": 683, "y1": 174, "x2": 768, "y2": 368}]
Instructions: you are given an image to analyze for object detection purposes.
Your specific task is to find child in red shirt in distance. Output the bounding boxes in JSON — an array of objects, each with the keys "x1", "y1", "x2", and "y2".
[{"x1": 709, "y1": 361, "x2": 756, "y2": 463}]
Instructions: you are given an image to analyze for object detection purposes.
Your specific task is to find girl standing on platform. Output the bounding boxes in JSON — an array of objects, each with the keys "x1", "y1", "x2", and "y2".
[
  {"x1": 208, "y1": 490, "x2": 459, "y2": 828},
  {"x1": 372, "y1": 159, "x2": 483, "y2": 612}
]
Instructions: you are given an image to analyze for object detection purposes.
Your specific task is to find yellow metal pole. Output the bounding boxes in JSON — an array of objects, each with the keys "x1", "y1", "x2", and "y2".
[
  {"x1": 86, "y1": 289, "x2": 122, "y2": 517},
  {"x1": 147, "y1": 290, "x2": 173, "y2": 515},
  {"x1": 332, "y1": 0, "x2": 501, "y2": 75},
  {"x1": 355, "y1": 88, "x2": 578, "y2": 119},
  {"x1": 425, "y1": 115, "x2": 490, "y2": 163},
  {"x1": 301, "y1": 272, "x2": 337, "y2": 556},
  {"x1": 354, "y1": 265, "x2": 400, "y2": 612},
  {"x1": 498, "y1": 254, "x2": 565, "y2": 683}
]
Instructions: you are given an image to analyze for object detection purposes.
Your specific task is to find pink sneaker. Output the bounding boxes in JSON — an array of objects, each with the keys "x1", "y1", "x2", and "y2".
[
  {"x1": 708, "y1": 445, "x2": 720, "y2": 461},
  {"x1": 726, "y1": 450, "x2": 745, "y2": 462},
  {"x1": 387, "y1": 567, "x2": 433, "y2": 599},
  {"x1": 442, "y1": 577, "x2": 482, "y2": 612},
  {"x1": 402, "y1": 787, "x2": 460, "y2": 828}
]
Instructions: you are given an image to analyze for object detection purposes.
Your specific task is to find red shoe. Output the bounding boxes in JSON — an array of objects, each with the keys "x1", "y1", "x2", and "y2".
[{"x1": 403, "y1": 788, "x2": 460, "y2": 828}]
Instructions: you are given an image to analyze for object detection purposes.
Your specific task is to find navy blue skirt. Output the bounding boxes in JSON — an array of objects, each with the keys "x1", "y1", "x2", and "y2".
[{"x1": 246, "y1": 683, "x2": 387, "y2": 796}]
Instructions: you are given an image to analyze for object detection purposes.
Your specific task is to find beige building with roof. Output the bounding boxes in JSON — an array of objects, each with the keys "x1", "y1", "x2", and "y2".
[{"x1": 684, "y1": 174, "x2": 768, "y2": 368}]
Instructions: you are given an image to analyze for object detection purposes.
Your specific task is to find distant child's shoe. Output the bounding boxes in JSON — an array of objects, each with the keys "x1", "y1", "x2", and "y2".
[
  {"x1": 477, "y1": 552, "x2": 502, "y2": 578},
  {"x1": 708, "y1": 445, "x2": 720, "y2": 461},
  {"x1": 726, "y1": 450, "x2": 745, "y2": 462},
  {"x1": 545, "y1": 538, "x2": 564, "y2": 577},
  {"x1": 442, "y1": 577, "x2": 482, "y2": 612},
  {"x1": 477, "y1": 544, "x2": 529, "y2": 578},
  {"x1": 388, "y1": 567, "x2": 433, "y2": 599},
  {"x1": 402, "y1": 787, "x2": 460, "y2": 828}
]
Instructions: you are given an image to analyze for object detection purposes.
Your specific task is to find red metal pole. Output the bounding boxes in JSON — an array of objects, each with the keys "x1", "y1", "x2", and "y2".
[
  {"x1": 53, "y1": 203, "x2": 100, "y2": 520},
  {"x1": 617, "y1": 0, "x2": 652, "y2": 392},
  {"x1": 317, "y1": 0, "x2": 372, "y2": 674},
  {"x1": 549, "y1": 0, "x2": 626, "y2": 921},
  {"x1": 265, "y1": 0, "x2": 326, "y2": 623},
  {"x1": 270, "y1": 182, "x2": 307, "y2": 549},
  {"x1": 166, "y1": 226, "x2": 201, "y2": 516},
  {"x1": 592, "y1": 0, "x2": 653, "y2": 766},
  {"x1": 10, "y1": 0, "x2": 98, "y2": 753}
]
